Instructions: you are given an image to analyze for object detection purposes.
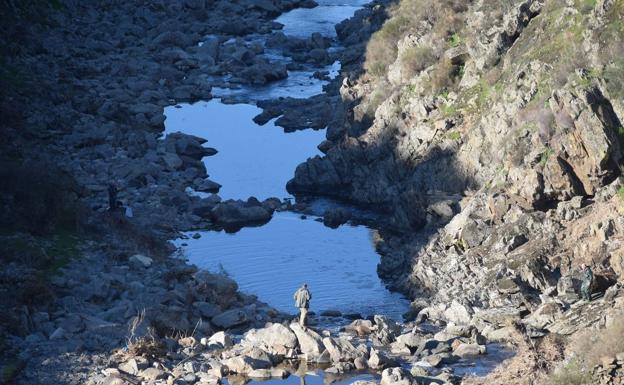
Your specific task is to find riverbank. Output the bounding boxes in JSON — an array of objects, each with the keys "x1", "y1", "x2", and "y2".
[
  {"x1": 286, "y1": 0, "x2": 624, "y2": 383},
  {"x1": 0, "y1": 1, "x2": 421, "y2": 384}
]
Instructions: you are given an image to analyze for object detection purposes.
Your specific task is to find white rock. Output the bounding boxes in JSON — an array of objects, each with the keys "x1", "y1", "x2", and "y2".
[{"x1": 129, "y1": 254, "x2": 153, "y2": 268}]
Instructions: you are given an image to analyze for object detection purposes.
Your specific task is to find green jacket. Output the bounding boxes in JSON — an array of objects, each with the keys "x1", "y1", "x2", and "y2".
[
  {"x1": 581, "y1": 268, "x2": 593, "y2": 288},
  {"x1": 294, "y1": 287, "x2": 311, "y2": 309}
]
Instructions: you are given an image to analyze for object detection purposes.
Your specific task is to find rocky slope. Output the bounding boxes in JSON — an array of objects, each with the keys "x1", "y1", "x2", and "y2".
[{"x1": 288, "y1": 0, "x2": 624, "y2": 382}]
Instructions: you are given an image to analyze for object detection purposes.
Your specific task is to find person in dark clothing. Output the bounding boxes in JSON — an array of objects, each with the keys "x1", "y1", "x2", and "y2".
[
  {"x1": 108, "y1": 183, "x2": 118, "y2": 212},
  {"x1": 580, "y1": 263, "x2": 593, "y2": 301}
]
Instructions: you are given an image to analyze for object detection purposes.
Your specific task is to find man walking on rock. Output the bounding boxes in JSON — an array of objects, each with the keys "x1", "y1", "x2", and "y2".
[
  {"x1": 580, "y1": 263, "x2": 593, "y2": 301},
  {"x1": 294, "y1": 283, "x2": 311, "y2": 326}
]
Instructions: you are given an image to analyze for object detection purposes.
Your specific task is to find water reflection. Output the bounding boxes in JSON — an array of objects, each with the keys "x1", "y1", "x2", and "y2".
[
  {"x1": 276, "y1": 0, "x2": 370, "y2": 37},
  {"x1": 164, "y1": 100, "x2": 325, "y2": 200},
  {"x1": 176, "y1": 211, "x2": 410, "y2": 319}
]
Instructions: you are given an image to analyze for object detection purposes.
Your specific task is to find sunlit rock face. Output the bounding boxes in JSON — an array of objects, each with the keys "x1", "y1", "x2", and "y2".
[{"x1": 288, "y1": 0, "x2": 624, "y2": 335}]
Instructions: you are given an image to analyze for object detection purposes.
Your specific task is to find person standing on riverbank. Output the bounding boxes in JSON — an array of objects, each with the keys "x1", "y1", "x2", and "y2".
[
  {"x1": 294, "y1": 284, "x2": 311, "y2": 326},
  {"x1": 580, "y1": 263, "x2": 593, "y2": 301}
]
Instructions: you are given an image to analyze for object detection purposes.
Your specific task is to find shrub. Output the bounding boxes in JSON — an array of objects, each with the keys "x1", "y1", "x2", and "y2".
[
  {"x1": 0, "y1": 160, "x2": 81, "y2": 235},
  {"x1": 548, "y1": 319, "x2": 624, "y2": 384},
  {"x1": 447, "y1": 33, "x2": 463, "y2": 47},
  {"x1": 400, "y1": 46, "x2": 436, "y2": 79},
  {"x1": 425, "y1": 57, "x2": 460, "y2": 95},
  {"x1": 549, "y1": 357, "x2": 593, "y2": 385},
  {"x1": 447, "y1": 131, "x2": 461, "y2": 140}
]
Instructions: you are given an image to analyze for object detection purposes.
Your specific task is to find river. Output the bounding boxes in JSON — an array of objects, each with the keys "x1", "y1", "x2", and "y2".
[{"x1": 163, "y1": 1, "x2": 512, "y2": 383}]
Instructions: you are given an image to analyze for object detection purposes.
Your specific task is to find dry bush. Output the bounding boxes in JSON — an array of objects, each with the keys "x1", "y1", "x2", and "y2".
[
  {"x1": 547, "y1": 318, "x2": 624, "y2": 385},
  {"x1": 465, "y1": 327, "x2": 565, "y2": 385},
  {"x1": 364, "y1": 0, "x2": 471, "y2": 80},
  {"x1": 123, "y1": 310, "x2": 165, "y2": 359},
  {"x1": 400, "y1": 46, "x2": 437, "y2": 79},
  {"x1": 567, "y1": 319, "x2": 624, "y2": 368},
  {"x1": 426, "y1": 57, "x2": 460, "y2": 95}
]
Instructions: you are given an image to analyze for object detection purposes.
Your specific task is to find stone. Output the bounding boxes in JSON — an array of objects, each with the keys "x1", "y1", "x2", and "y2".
[
  {"x1": 163, "y1": 152, "x2": 183, "y2": 169},
  {"x1": 222, "y1": 355, "x2": 271, "y2": 375},
  {"x1": 195, "y1": 178, "x2": 221, "y2": 193},
  {"x1": 207, "y1": 331, "x2": 233, "y2": 348},
  {"x1": 100, "y1": 376, "x2": 128, "y2": 385},
  {"x1": 320, "y1": 310, "x2": 342, "y2": 317},
  {"x1": 290, "y1": 323, "x2": 325, "y2": 361},
  {"x1": 483, "y1": 326, "x2": 517, "y2": 342},
  {"x1": 344, "y1": 319, "x2": 375, "y2": 336},
  {"x1": 247, "y1": 368, "x2": 288, "y2": 379},
  {"x1": 47, "y1": 325, "x2": 66, "y2": 340},
  {"x1": 442, "y1": 301, "x2": 472, "y2": 325},
  {"x1": 380, "y1": 367, "x2": 415, "y2": 385},
  {"x1": 322, "y1": 336, "x2": 359, "y2": 363},
  {"x1": 211, "y1": 309, "x2": 248, "y2": 329},
  {"x1": 179, "y1": 336, "x2": 197, "y2": 348},
  {"x1": 354, "y1": 356, "x2": 368, "y2": 370},
  {"x1": 129, "y1": 254, "x2": 153, "y2": 268},
  {"x1": 368, "y1": 348, "x2": 397, "y2": 370},
  {"x1": 118, "y1": 358, "x2": 148, "y2": 375},
  {"x1": 395, "y1": 332, "x2": 421, "y2": 351},
  {"x1": 140, "y1": 367, "x2": 166, "y2": 381},
  {"x1": 322, "y1": 208, "x2": 351, "y2": 228},
  {"x1": 195, "y1": 302, "x2": 221, "y2": 319},
  {"x1": 453, "y1": 343, "x2": 487, "y2": 358},
  {"x1": 193, "y1": 271, "x2": 238, "y2": 294},
  {"x1": 373, "y1": 315, "x2": 401, "y2": 345},
  {"x1": 243, "y1": 323, "x2": 298, "y2": 356}
]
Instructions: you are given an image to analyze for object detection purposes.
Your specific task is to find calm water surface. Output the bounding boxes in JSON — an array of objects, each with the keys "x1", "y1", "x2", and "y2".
[
  {"x1": 276, "y1": 0, "x2": 370, "y2": 37},
  {"x1": 175, "y1": 211, "x2": 409, "y2": 319},
  {"x1": 165, "y1": 101, "x2": 325, "y2": 200}
]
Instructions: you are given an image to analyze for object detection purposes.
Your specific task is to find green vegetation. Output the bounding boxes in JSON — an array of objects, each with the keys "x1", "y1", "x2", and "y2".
[
  {"x1": 549, "y1": 320, "x2": 624, "y2": 384},
  {"x1": 400, "y1": 46, "x2": 436, "y2": 79},
  {"x1": 441, "y1": 103, "x2": 458, "y2": 118},
  {"x1": 549, "y1": 357, "x2": 593, "y2": 385},
  {"x1": 447, "y1": 131, "x2": 461, "y2": 141},
  {"x1": 617, "y1": 186, "x2": 624, "y2": 202},
  {"x1": 447, "y1": 33, "x2": 463, "y2": 47},
  {"x1": 540, "y1": 147, "x2": 555, "y2": 166},
  {"x1": 40, "y1": 227, "x2": 80, "y2": 277}
]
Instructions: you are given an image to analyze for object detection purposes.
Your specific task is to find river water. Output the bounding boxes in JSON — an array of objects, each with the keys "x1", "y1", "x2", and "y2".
[
  {"x1": 164, "y1": 1, "x2": 512, "y2": 383},
  {"x1": 164, "y1": 0, "x2": 411, "y2": 321}
]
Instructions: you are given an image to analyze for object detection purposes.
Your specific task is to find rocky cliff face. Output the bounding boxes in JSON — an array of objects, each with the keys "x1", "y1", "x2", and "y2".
[{"x1": 289, "y1": 0, "x2": 624, "y2": 340}]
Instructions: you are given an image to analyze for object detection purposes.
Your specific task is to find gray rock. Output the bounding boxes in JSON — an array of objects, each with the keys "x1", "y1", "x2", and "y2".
[
  {"x1": 243, "y1": 323, "x2": 298, "y2": 356},
  {"x1": 290, "y1": 323, "x2": 325, "y2": 361},
  {"x1": 211, "y1": 309, "x2": 248, "y2": 329}
]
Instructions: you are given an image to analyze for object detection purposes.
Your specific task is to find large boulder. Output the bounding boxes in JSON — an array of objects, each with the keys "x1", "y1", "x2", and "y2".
[
  {"x1": 210, "y1": 200, "x2": 273, "y2": 230},
  {"x1": 212, "y1": 308, "x2": 249, "y2": 329},
  {"x1": 222, "y1": 355, "x2": 271, "y2": 375},
  {"x1": 290, "y1": 323, "x2": 326, "y2": 361},
  {"x1": 344, "y1": 319, "x2": 375, "y2": 336},
  {"x1": 380, "y1": 367, "x2": 415, "y2": 385},
  {"x1": 322, "y1": 336, "x2": 359, "y2": 363},
  {"x1": 452, "y1": 343, "x2": 487, "y2": 358},
  {"x1": 368, "y1": 348, "x2": 398, "y2": 370},
  {"x1": 373, "y1": 315, "x2": 401, "y2": 345},
  {"x1": 193, "y1": 271, "x2": 238, "y2": 295},
  {"x1": 243, "y1": 323, "x2": 298, "y2": 356}
]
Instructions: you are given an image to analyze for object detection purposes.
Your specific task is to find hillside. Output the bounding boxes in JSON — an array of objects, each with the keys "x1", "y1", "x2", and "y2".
[{"x1": 288, "y1": 0, "x2": 624, "y2": 383}]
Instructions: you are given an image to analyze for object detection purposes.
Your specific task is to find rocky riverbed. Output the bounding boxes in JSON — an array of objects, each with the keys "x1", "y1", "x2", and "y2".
[{"x1": 4, "y1": 0, "x2": 623, "y2": 384}]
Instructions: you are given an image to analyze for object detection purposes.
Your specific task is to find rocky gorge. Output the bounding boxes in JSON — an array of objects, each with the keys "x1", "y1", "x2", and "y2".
[{"x1": 1, "y1": 0, "x2": 624, "y2": 385}]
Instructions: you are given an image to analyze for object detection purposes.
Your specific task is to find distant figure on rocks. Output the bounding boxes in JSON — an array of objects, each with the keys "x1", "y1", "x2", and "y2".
[
  {"x1": 108, "y1": 182, "x2": 118, "y2": 212},
  {"x1": 294, "y1": 283, "x2": 311, "y2": 326},
  {"x1": 580, "y1": 263, "x2": 593, "y2": 301}
]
